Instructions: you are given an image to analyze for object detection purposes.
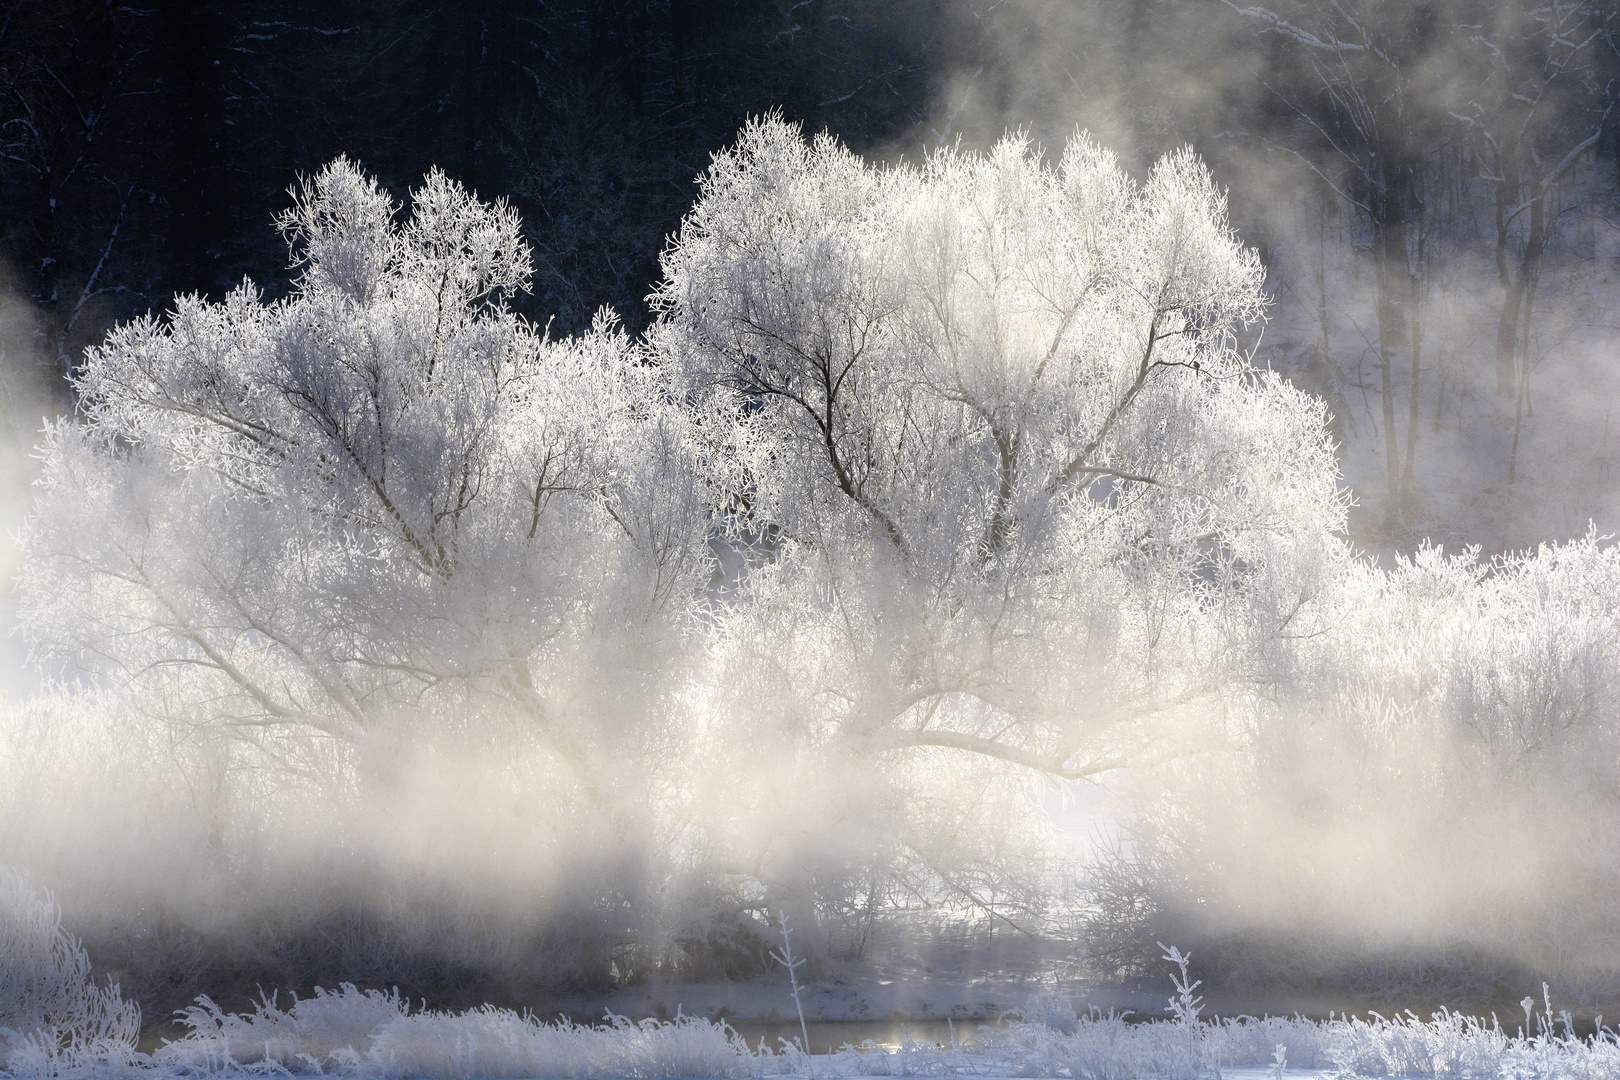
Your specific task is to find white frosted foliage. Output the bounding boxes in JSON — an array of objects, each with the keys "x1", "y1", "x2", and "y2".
[
  {"x1": 0, "y1": 868, "x2": 140, "y2": 1076},
  {"x1": 20, "y1": 159, "x2": 713, "y2": 838},
  {"x1": 14, "y1": 123, "x2": 1620, "y2": 1004},
  {"x1": 652, "y1": 118, "x2": 1346, "y2": 873}
]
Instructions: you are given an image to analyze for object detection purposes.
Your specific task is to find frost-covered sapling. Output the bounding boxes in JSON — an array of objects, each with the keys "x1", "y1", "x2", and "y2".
[
  {"x1": 1160, "y1": 943, "x2": 1204, "y2": 1078},
  {"x1": 770, "y1": 909, "x2": 811, "y2": 1055}
]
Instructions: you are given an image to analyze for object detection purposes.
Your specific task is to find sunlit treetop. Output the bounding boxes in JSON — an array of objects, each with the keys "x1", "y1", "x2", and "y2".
[
  {"x1": 654, "y1": 117, "x2": 1346, "y2": 788},
  {"x1": 23, "y1": 159, "x2": 712, "y2": 815}
]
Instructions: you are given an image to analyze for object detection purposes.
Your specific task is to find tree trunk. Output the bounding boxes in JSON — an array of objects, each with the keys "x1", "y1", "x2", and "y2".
[
  {"x1": 1402, "y1": 216, "x2": 1428, "y2": 494},
  {"x1": 1493, "y1": 135, "x2": 1526, "y2": 398},
  {"x1": 1498, "y1": 160, "x2": 1546, "y2": 497},
  {"x1": 1371, "y1": 162, "x2": 1414, "y2": 521},
  {"x1": 33, "y1": 164, "x2": 58, "y2": 321}
]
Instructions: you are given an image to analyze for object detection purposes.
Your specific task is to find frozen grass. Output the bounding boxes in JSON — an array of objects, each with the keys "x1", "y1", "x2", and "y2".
[
  {"x1": 8, "y1": 971, "x2": 1620, "y2": 1078},
  {"x1": 128, "y1": 980, "x2": 1620, "y2": 1080},
  {"x1": 154, "y1": 989, "x2": 762, "y2": 1078}
]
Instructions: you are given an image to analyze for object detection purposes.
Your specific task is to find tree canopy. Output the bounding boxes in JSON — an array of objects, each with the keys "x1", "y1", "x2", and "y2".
[{"x1": 22, "y1": 160, "x2": 712, "y2": 829}]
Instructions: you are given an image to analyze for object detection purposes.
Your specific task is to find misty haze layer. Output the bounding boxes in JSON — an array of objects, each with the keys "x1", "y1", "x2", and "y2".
[
  {"x1": 11, "y1": 860, "x2": 1620, "y2": 1080},
  {"x1": 928, "y1": 0, "x2": 1620, "y2": 553}
]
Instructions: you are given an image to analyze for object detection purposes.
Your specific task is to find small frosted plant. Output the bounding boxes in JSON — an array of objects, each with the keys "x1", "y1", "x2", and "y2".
[
  {"x1": 1160, "y1": 943, "x2": 1204, "y2": 1025},
  {"x1": 771, "y1": 909, "x2": 810, "y2": 1055},
  {"x1": 1270, "y1": 1042, "x2": 1287, "y2": 1080},
  {"x1": 1160, "y1": 943, "x2": 1204, "y2": 1078}
]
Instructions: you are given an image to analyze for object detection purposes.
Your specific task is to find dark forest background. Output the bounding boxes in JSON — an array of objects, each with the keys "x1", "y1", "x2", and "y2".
[
  {"x1": 6, "y1": 4, "x2": 1609, "y2": 360},
  {"x1": 0, "y1": 0, "x2": 959, "y2": 372}
]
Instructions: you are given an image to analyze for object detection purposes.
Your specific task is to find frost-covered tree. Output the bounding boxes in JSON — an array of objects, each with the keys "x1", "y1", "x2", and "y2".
[
  {"x1": 651, "y1": 118, "x2": 1348, "y2": 926},
  {"x1": 658, "y1": 118, "x2": 1343, "y2": 778},
  {"x1": 21, "y1": 159, "x2": 712, "y2": 831}
]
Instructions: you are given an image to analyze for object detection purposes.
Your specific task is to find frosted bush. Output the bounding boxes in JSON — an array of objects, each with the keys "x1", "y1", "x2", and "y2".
[
  {"x1": 0, "y1": 867, "x2": 140, "y2": 1077},
  {"x1": 366, "y1": 1010, "x2": 762, "y2": 1079},
  {"x1": 156, "y1": 986, "x2": 410, "y2": 1073},
  {"x1": 156, "y1": 985, "x2": 765, "y2": 1079},
  {"x1": 1086, "y1": 531, "x2": 1620, "y2": 993}
]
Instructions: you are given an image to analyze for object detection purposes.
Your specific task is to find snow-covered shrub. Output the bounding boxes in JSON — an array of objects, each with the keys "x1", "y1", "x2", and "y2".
[
  {"x1": 0, "y1": 867, "x2": 140, "y2": 1076},
  {"x1": 156, "y1": 986, "x2": 409, "y2": 1073},
  {"x1": 1097, "y1": 533, "x2": 1620, "y2": 998}
]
